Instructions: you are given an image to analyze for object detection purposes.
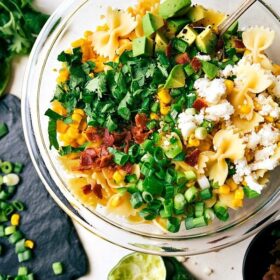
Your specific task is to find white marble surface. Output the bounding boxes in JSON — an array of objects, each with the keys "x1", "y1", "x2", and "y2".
[{"x1": 9, "y1": 0, "x2": 280, "y2": 279}]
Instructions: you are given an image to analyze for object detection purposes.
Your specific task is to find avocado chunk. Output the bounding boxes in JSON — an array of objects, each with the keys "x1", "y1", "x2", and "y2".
[
  {"x1": 161, "y1": 132, "x2": 183, "y2": 159},
  {"x1": 177, "y1": 25, "x2": 198, "y2": 46},
  {"x1": 195, "y1": 26, "x2": 218, "y2": 54},
  {"x1": 159, "y1": 0, "x2": 191, "y2": 19},
  {"x1": 155, "y1": 32, "x2": 169, "y2": 52},
  {"x1": 165, "y1": 18, "x2": 190, "y2": 39},
  {"x1": 187, "y1": 5, "x2": 207, "y2": 22},
  {"x1": 133, "y1": 37, "x2": 154, "y2": 57},
  {"x1": 201, "y1": 61, "x2": 219, "y2": 80},
  {"x1": 142, "y1": 13, "x2": 165, "y2": 37},
  {"x1": 165, "y1": 65, "x2": 186, "y2": 89}
]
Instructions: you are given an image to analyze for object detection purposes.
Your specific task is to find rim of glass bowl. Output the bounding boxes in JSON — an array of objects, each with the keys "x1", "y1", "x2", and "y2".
[{"x1": 22, "y1": 0, "x2": 280, "y2": 256}]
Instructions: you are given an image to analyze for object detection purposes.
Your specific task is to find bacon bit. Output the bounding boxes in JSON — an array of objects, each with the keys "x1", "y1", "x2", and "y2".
[
  {"x1": 122, "y1": 162, "x2": 133, "y2": 174},
  {"x1": 80, "y1": 148, "x2": 96, "y2": 167},
  {"x1": 175, "y1": 53, "x2": 191, "y2": 64},
  {"x1": 82, "y1": 184, "x2": 92, "y2": 195},
  {"x1": 103, "y1": 128, "x2": 114, "y2": 146},
  {"x1": 85, "y1": 127, "x2": 101, "y2": 142},
  {"x1": 92, "y1": 183, "x2": 103, "y2": 199},
  {"x1": 190, "y1": 57, "x2": 202, "y2": 72},
  {"x1": 193, "y1": 98, "x2": 208, "y2": 111},
  {"x1": 135, "y1": 113, "x2": 148, "y2": 129},
  {"x1": 99, "y1": 154, "x2": 113, "y2": 168},
  {"x1": 131, "y1": 126, "x2": 151, "y2": 144},
  {"x1": 185, "y1": 149, "x2": 201, "y2": 167},
  {"x1": 216, "y1": 39, "x2": 224, "y2": 51},
  {"x1": 234, "y1": 39, "x2": 245, "y2": 49},
  {"x1": 165, "y1": 42, "x2": 172, "y2": 58}
]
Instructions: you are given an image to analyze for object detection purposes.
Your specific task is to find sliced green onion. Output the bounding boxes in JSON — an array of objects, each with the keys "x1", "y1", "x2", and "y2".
[
  {"x1": 0, "y1": 175, "x2": 3, "y2": 185},
  {"x1": 210, "y1": 180, "x2": 220, "y2": 189},
  {"x1": 13, "y1": 163, "x2": 23, "y2": 174},
  {"x1": 5, "y1": 226, "x2": 16, "y2": 236},
  {"x1": 243, "y1": 186, "x2": 260, "y2": 199},
  {"x1": 195, "y1": 202, "x2": 204, "y2": 217},
  {"x1": 139, "y1": 208, "x2": 157, "y2": 220},
  {"x1": 174, "y1": 194, "x2": 186, "y2": 211},
  {"x1": 125, "y1": 174, "x2": 137, "y2": 183},
  {"x1": 184, "y1": 186, "x2": 198, "y2": 203},
  {"x1": 140, "y1": 163, "x2": 153, "y2": 177},
  {"x1": 52, "y1": 262, "x2": 64, "y2": 275},
  {"x1": 18, "y1": 249, "x2": 32, "y2": 263},
  {"x1": 213, "y1": 202, "x2": 229, "y2": 221},
  {"x1": 151, "y1": 102, "x2": 160, "y2": 113},
  {"x1": 186, "y1": 93, "x2": 197, "y2": 108},
  {"x1": 184, "y1": 170, "x2": 197, "y2": 181},
  {"x1": 15, "y1": 239, "x2": 26, "y2": 254},
  {"x1": 165, "y1": 168, "x2": 176, "y2": 184},
  {"x1": 200, "y1": 188, "x2": 212, "y2": 200},
  {"x1": 18, "y1": 267, "x2": 28, "y2": 276},
  {"x1": 0, "y1": 123, "x2": 8, "y2": 139},
  {"x1": 9, "y1": 231, "x2": 23, "y2": 244},
  {"x1": 173, "y1": 38, "x2": 188, "y2": 53},
  {"x1": 1, "y1": 162, "x2": 13, "y2": 174},
  {"x1": 136, "y1": 180, "x2": 144, "y2": 192},
  {"x1": 141, "y1": 139, "x2": 154, "y2": 153},
  {"x1": 0, "y1": 191, "x2": 10, "y2": 200},
  {"x1": 0, "y1": 211, "x2": 8, "y2": 223},
  {"x1": 205, "y1": 208, "x2": 215, "y2": 221},
  {"x1": 194, "y1": 127, "x2": 207, "y2": 140},
  {"x1": 167, "y1": 217, "x2": 181, "y2": 233},
  {"x1": 0, "y1": 226, "x2": 4, "y2": 237},
  {"x1": 160, "y1": 199, "x2": 173, "y2": 218},
  {"x1": 143, "y1": 176, "x2": 164, "y2": 195},
  {"x1": 12, "y1": 201, "x2": 26, "y2": 212},
  {"x1": 27, "y1": 274, "x2": 35, "y2": 280},
  {"x1": 176, "y1": 172, "x2": 187, "y2": 185},
  {"x1": 4, "y1": 205, "x2": 14, "y2": 216},
  {"x1": 185, "y1": 216, "x2": 208, "y2": 230},
  {"x1": 201, "y1": 120, "x2": 214, "y2": 133},
  {"x1": 147, "y1": 120, "x2": 157, "y2": 130},
  {"x1": 110, "y1": 149, "x2": 129, "y2": 166},
  {"x1": 153, "y1": 147, "x2": 167, "y2": 165},
  {"x1": 155, "y1": 168, "x2": 166, "y2": 180},
  {"x1": 3, "y1": 174, "x2": 20, "y2": 186},
  {"x1": 142, "y1": 191, "x2": 153, "y2": 203},
  {"x1": 165, "y1": 184, "x2": 174, "y2": 199},
  {"x1": 184, "y1": 64, "x2": 195, "y2": 76},
  {"x1": 128, "y1": 145, "x2": 140, "y2": 160},
  {"x1": 130, "y1": 192, "x2": 143, "y2": 209}
]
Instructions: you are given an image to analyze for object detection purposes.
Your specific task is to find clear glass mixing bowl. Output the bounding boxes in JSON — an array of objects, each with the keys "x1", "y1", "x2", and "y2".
[{"x1": 22, "y1": 0, "x2": 280, "y2": 256}]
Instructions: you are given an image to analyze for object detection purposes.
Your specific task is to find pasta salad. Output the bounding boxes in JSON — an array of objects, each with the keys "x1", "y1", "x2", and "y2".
[{"x1": 45, "y1": 0, "x2": 280, "y2": 233}]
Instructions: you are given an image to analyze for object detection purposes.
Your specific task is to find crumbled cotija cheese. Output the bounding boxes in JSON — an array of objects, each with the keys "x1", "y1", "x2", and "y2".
[
  {"x1": 194, "y1": 78, "x2": 226, "y2": 104},
  {"x1": 256, "y1": 93, "x2": 280, "y2": 118},
  {"x1": 246, "y1": 132, "x2": 261, "y2": 149},
  {"x1": 245, "y1": 175, "x2": 264, "y2": 194},
  {"x1": 205, "y1": 101, "x2": 234, "y2": 121},
  {"x1": 233, "y1": 159, "x2": 251, "y2": 184},
  {"x1": 196, "y1": 54, "x2": 211, "y2": 61},
  {"x1": 255, "y1": 145, "x2": 277, "y2": 161},
  {"x1": 250, "y1": 158, "x2": 278, "y2": 171},
  {"x1": 220, "y1": 64, "x2": 235, "y2": 78},
  {"x1": 258, "y1": 124, "x2": 280, "y2": 146},
  {"x1": 178, "y1": 112, "x2": 197, "y2": 139}
]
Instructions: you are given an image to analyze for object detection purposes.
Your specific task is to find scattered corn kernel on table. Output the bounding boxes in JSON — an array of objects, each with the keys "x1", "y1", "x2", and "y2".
[{"x1": 9, "y1": 0, "x2": 280, "y2": 279}]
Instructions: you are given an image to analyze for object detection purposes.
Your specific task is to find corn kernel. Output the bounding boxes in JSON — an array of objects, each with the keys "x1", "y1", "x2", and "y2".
[
  {"x1": 84, "y1": 30, "x2": 93, "y2": 38},
  {"x1": 59, "y1": 134, "x2": 73, "y2": 145},
  {"x1": 110, "y1": 195, "x2": 122, "y2": 207},
  {"x1": 71, "y1": 38, "x2": 85, "y2": 48},
  {"x1": 158, "y1": 88, "x2": 172, "y2": 104},
  {"x1": 25, "y1": 240, "x2": 35, "y2": 249},
  {"x1": 89, "y1": 73, "x2": 94, "y2": 78},
  {"x1": 225, "y1": 80, "x2": 234, "y2": 94},
  {"x1": 67, "y1": 127, "x2": 80, "y2": 139},
  {"x1": 96, "y1": 24, "x2": 109, "y2": 32},
  {"x1": 265, "y1": 116, "x2": 274, "y2": 123},
  {"x1": 52, "y1": 101, "x2": 67, "y2": 116},
  {"x1": 235, "y1": 188, "x2": 244, "y2": 200},
  {"x1": 77, "y1": 136, "x2": 87, "y2": 146},
  {"x1": 113, "y1": 171, "x2": 125, "y2": 184},
  {"x1": 233, "y1": 198, "x2": 243, "y2": 208},
  {"x1": 227, "y1": 179, "x2": 238, "y2": 191},
  {"x1": 57, "y1": 120, "x2": 68, "y2": 134},
  {"x1": 188, "y1": 134, "x2": 200, "y2": 147},
  {"x1": 150, "y1": 113, "x2": 159, "y2": 120},
  {"x1": 272, "y1": 64, "x2": 280, "y2": 76},
  {"x1": 160, "y1": 103, "x2": 170, "y2": 115},
  {"x1": 11, "y1": 214, "x2": 20, "y2": 226},
  {"x1": 72, "y1": 113, "x2": 83, "y2": 123},
  {"x1": 73, "y1": 109, "x2": 85, "y2": 117},
  {"x1": 239, "y1": 104, "x2": 251, "y2": 114},
  {"x1": 219, "y1": 185, "x2": 230, "y2": 195},
  {"x1": 244, "y1": 49, "x2": 251, "y2": 56},
  {"x1": 56, "y1": 68, "x2": 69, "y2": 84}
]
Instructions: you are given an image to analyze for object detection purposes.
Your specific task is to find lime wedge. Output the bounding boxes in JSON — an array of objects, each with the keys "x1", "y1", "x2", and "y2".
[{"x1": 108, "y1": 253, "x2": 166, "y2": 280}]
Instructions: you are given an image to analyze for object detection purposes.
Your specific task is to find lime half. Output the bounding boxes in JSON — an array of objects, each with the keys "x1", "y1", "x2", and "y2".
[{"x1": 108, "y1": 253, "x2": 166, "y2": 280}]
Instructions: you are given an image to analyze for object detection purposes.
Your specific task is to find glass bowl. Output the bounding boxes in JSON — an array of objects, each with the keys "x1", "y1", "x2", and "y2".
[{"x1": 22, "y1": 0, "x2": 280, "y2": 256}]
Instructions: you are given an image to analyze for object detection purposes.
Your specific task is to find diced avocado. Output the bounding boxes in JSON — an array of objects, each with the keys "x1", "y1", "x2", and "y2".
[
  {"x1": 161, "y1": 132, "x2": 183, "y2": 159},
  {"x1": 133, "y1": 37, "x2": 154, "y2": 57},
  {"x1": 177, "y1": 25, "x2": 198, "y2": 46},
  {"x1": 198, "y1": 9, "x2": 227, "y2": 30},
  {"x1": 201, "y1": 61, "x2": 219, "y2": 80},
  {"x1": 159, "y1": 0, "x2": 191, "y2": 19},
  {"x1": 165, "y1": 18, "x2": 190, "y2": 39},
  {"x1": 142, "y1": 13, "x2": 165, "y2": 37},
  {"x1": 155, "y1": 32, "x2": 169, "y2": 52},
  {"x1": 187, "y1": 5, "x2": 207, "y2": 23},
  {"x1": 164, "y1": 65, "x2": 186, "y2": 89},
  {"x1": 173, "y1": 38, "x2": 188, "y2": 53},
  {"x1": 184, "y1": 64, "x2": 195, "y2": 76},
  {"x1": 195, "y1": 26, "x2": 218, "y2": 54},
  {"x1": 226, "y1": 21, "x2": 239, "y2": 34}
]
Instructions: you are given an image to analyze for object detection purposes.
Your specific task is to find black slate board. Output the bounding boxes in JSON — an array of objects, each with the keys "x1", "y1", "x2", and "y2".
[{"x1": 0, "y1": 95, "x2": 88, "y2": 279}]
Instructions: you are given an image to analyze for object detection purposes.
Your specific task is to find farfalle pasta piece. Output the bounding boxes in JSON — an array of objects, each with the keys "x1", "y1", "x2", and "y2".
[
  {"x1": 92, "y1": 7, "x2": 136, "y2": 59},
  {"x1": 232, "y1": 112, "x2": 264, "y2": 132},
  {"x1": 229, "y1": 63, "x2": 273, "y2": 120},
  {"x1": 242, "y1": 27, "x2": 275, "y2": 69},
  {"x1": 199, "y1": 129, "x2": 245, "y2": 185}
]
